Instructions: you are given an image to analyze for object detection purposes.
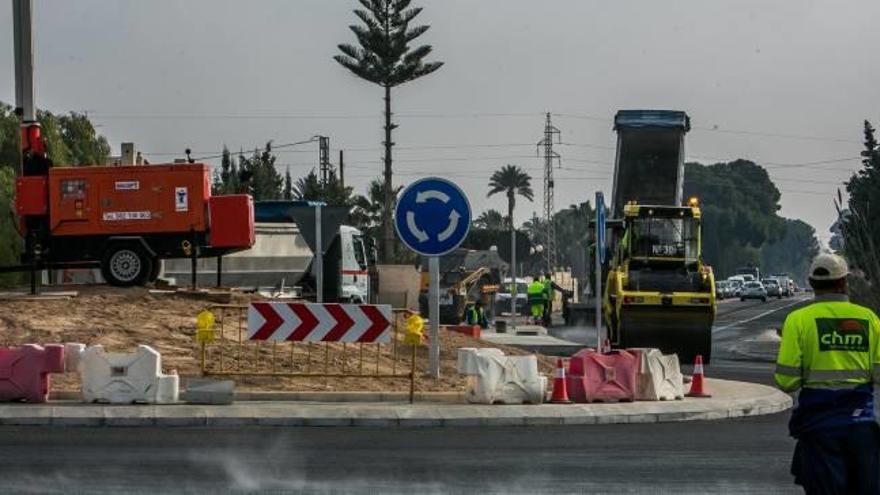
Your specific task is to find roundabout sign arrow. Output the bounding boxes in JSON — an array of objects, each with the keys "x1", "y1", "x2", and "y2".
[{"x1": 394, "y1": 177, "x2": 471, "y2": 256}]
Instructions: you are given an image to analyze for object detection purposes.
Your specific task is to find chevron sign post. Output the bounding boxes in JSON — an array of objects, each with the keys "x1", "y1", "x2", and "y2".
[{"x1": 247, "y1": 302, "x2": 393, "y2": 343}]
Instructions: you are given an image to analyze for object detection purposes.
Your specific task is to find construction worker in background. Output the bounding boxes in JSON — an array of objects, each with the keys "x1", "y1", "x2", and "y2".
[
  {"x1": 463, "y1": 299, "x2": 489, "y2": 329},
  {"x1": 527, "y1": 275, "x2": 546, "y2": 325},
  {"x1": 542, "y1": 271, "x2": 566, "y2": 327},
  {"x1": 774, "y1": 253, "x2": 880, "y2": 494}
]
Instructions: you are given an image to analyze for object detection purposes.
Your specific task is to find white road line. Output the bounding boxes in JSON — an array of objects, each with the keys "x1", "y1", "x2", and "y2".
[{"x1": 713, "y1": 298, "x2": 808, "y2": 334}]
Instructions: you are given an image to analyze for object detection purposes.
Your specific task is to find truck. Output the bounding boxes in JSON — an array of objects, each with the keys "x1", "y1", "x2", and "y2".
[
  {"x1": 735, "y1": 266, "x2": 761, "y2": 282},
  {"x1": 14, "y1": 162, "x2": 255, "y2": 286},
  {"x1": 161, "y1": 201, "x2": 375, "y2": 303},
  {"x1": 602, "y1": 110, "x2": 716, "y2": 363}
]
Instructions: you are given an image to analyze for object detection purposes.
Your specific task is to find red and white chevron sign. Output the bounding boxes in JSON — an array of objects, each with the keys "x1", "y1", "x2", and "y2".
[{"x1": 247, "y1": 302, "x2": 393, "y2": 343}]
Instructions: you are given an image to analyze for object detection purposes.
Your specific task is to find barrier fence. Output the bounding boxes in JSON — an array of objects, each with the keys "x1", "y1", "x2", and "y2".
[{"x1": 195, "y1": 303, "x2": 422, "y2": 402}]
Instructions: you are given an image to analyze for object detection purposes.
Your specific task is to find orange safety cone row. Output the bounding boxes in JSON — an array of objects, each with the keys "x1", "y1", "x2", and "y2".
[
  {"x1": 549, "y1": 358, "x2": 572, "y2": 404},
  {"x1": 686, "y1": 354, "x2": 712, "y2": 398}
]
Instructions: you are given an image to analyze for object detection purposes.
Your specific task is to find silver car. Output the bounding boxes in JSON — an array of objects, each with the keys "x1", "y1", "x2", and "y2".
[
  {"x1": 740, "y1": 281, "x2": 767, "y2": 302},
  {"x1": 762, "y1": 279, "x2": 782, "y2": 298}
]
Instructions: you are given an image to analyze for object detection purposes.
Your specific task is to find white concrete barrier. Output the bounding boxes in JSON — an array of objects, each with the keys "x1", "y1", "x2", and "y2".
[
  {"x1": 75, "y1": 345, "x2": 179, "y2": 404},
  {"x1": 456, "y1": 347, "x2": 504, "y2": 375},
  {"x1": 632, "y1": 348, "x2": 684, "y2": 401},
  {"x1": 457, "y1": 348, "x2": 546, "y2": 405}
]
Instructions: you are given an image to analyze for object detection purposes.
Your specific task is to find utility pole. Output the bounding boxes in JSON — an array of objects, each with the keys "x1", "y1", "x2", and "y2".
[
  {"x1": 338, "y1": 150, "x2": 345, "y2": 189},
  {"x1": 318, "y1": 136, "x2": 331, "y2": 186},
  {"x1": 13, "y1": 0, "x2": 36, "y2": 177},
  {"x1": 537, "y1": 113, "x2": 561, "y2": 276},
  {"x1": 14, "y1": 0, "x2": 46, "y2": 295}
]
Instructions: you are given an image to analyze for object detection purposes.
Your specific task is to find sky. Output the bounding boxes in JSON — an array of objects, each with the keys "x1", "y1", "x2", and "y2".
[{"x1": 2, "y1": 0, "x2": 878, "y2": 245}]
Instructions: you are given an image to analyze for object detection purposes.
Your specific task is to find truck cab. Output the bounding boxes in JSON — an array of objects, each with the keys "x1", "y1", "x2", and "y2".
[{"x1": 339, "y1": 226, "x2": 372, "y2": 303}]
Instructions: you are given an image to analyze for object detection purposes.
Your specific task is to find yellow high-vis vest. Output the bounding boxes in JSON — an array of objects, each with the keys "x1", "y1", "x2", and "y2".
[{"x1": 775, "y1": 294, "x2": 880, "y2": 393}]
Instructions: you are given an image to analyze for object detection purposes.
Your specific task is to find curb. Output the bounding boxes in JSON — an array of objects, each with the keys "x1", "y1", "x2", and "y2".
[
  {"x1": 50, "y1": 391, "x2": 467, "y2": 403},
  {"x1": 18, "y1": 379, "x2": 791, "y2": 428}
]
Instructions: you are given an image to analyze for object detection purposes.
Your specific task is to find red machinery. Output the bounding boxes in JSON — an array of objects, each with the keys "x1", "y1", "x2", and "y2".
[{"x1": 15, "y1": 163, "x2": 255, "y2": 286}]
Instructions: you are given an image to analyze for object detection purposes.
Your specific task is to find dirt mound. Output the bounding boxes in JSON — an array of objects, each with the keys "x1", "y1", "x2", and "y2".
[{"x1": 0, "y1": 286, "x2": 554, "y2": 392}]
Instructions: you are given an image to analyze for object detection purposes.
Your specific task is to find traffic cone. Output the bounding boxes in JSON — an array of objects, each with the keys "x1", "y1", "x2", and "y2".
[
  {"x1": 549, "y1": 358, "x2": 572, "y2": 404},
  {"x1": 686, "y1": 355, "x2": 712, "y2": 398},
  {"x1": 602, "y1": 338, "x2": 611, "y2": 354}
]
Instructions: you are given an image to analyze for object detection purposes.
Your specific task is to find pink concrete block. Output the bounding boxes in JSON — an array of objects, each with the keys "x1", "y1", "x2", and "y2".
[
  {"x1": 0, "y1": 344, "x2": 65, "y2": 403},
  {"x1": 565, "y1": 348, "x2": 638, "y2": 403}
]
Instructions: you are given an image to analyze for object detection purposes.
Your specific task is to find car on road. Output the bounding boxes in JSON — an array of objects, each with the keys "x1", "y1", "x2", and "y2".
[
  {"x1": 495, "y1": 278, "x2": 530, "y2": 316},
  {"x1": 771, "y1": 274, "x2": 792, "y2": 297},
  {"x1": 740, "y1": 281, "x2": 768, "y2": 302},
  {"x1": 762, "y1": 278, "x2": 782, "y2": 298},
  {"x1": 727, "y1": 277, "x2": 745, "y2": 297},
  {"x1": 715, "y1": 280, "x2": 729, "y2": 299}
]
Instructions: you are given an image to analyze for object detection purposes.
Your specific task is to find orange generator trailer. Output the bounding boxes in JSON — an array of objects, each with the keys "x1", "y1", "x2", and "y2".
[{"x1": 15, "y1": 158, "x2": 255, "y2": 287}]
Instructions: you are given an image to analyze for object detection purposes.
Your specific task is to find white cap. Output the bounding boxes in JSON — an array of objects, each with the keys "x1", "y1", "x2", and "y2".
[{"x1": 808, "y1": 253, "x2": 849, "y2": 281}]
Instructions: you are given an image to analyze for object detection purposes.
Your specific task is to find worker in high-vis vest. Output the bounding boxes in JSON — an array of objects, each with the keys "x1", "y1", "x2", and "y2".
[
  {"x1": 463, "y1": 300, "x2": 488, "y2": 329},
  {"x1": 542, "y1": 272, "x2": 566, "y2": 327},
  {"x1": 527, "y1": 276, "x2": 546, "y2": 325},
  {"x1": 775, "y1": 253, "x2": 880, "y2": 494}
]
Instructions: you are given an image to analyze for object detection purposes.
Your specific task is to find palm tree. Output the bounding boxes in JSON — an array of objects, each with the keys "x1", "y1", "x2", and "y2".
[
  {"x1": 474, "y1": 209, "x2": 506, "y2": 231},
  {"x1": 488, "y1": 165, "x2": 533, "y2": 320},
  {"x1": 351, "y1": 178, "x2": 403, "y2": 249},
  {"x1": 334, "y1": 0, "x2": 444, "y2": 263},
  {"x1": 488, "y1": 165, "x2": 534, "y2": 229}
]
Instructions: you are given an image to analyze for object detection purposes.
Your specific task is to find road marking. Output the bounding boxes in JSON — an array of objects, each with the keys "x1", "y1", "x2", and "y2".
[{"x1": 713, "y1": 298, "x2": 808, "y2": 334}]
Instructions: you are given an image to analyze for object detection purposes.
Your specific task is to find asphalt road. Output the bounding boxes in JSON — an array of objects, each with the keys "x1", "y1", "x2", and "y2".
[{"x1": 0, "y1": 296, "x2": 812, "y2": 494}]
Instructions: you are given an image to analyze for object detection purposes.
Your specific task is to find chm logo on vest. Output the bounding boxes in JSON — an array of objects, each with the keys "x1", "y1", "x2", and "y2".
[{"x1": 816, "y1": 318, "x2": 869, "y2": 352}]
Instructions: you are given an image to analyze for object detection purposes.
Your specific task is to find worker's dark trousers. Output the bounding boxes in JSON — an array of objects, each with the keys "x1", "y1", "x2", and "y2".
[{"x1": 792, "y1": 422, "x2": 880, "y2": 494}]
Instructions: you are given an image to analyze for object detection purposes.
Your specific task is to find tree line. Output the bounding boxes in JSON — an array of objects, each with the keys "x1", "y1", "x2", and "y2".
[{"x1": 834, "y1": 121, "x2": 880, "y2": 308}]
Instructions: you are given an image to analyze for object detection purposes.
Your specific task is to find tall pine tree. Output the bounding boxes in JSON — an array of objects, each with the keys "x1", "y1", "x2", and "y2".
[
  {"x1": 334, "y1": 0, "x2": 443, "y2": 262},
  {"x1": 840, "y1": 120, "x2": 880, "y2": 307}
]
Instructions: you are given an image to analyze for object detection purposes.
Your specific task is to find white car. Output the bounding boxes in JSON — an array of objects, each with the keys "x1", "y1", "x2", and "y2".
[{"x1": 740, "y1": 281, "x2": 767, "y2": 302}]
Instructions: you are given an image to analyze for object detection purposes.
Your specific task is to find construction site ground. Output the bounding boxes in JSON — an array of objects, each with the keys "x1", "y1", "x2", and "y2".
[{"x1": 0, "y1": 286, "x2": 556, "y2": 393}]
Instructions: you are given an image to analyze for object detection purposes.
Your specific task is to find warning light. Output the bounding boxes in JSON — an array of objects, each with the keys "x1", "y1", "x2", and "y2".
[
  {"x1": 195, "y1": 310, "x2": 216, "y2": 343},
  {"x1": 20, "y1": 123, "x2": 46, "y2": 155},
  {"x1": 404, "y1": 313, "x2": 424, "y2": 345},
  {"x1": 688, "y1": 197, "x2": 700, "y2": 207}
]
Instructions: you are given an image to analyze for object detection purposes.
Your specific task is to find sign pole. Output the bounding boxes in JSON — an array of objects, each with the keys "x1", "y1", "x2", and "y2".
[
  {"x1": 595, "y1": 235, "x2": 602, "y2": 350},
  {"x1": 510, "y1": 226, "x2": 517, "y2": 328},
  {"x1": 428, "y1": 255, "x2": 440, "y2": 378},
  {"x1": 315, "y1": 204, "x2": 323, "y2": 303},
  {"x1": 595, "y1": 191, "x2": 604, "y2": 351}
]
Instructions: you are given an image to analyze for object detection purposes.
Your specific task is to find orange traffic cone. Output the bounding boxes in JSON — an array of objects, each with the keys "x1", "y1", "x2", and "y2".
[
  {"x1": 686, "y1": 354, "x2": 712, "y2": 398},
  {"x1": 549, "y1": 358, "x2": 572, "y2": 404}
]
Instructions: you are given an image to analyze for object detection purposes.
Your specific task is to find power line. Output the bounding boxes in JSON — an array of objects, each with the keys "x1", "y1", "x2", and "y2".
[
  {"x1": 92, "y1": 108, "x2": 862, "y2": 144},
  {"x1": 553, "y1": 112, "x2": 861, "y2": 144},
  {"x1": 90, "y1": 111, "x2": 542, "y2": 121},
  {"x1": 190, "y1": 136, "x2": 320, "y2": 161},
  {"x1": 143, "y1": 142, "x2": 541, "y2": 158}
]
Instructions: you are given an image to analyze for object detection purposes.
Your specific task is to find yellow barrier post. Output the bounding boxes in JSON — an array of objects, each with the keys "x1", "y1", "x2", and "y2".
[{"x1": 195, "y1": 309, "x2": 216, "y2": 373}]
